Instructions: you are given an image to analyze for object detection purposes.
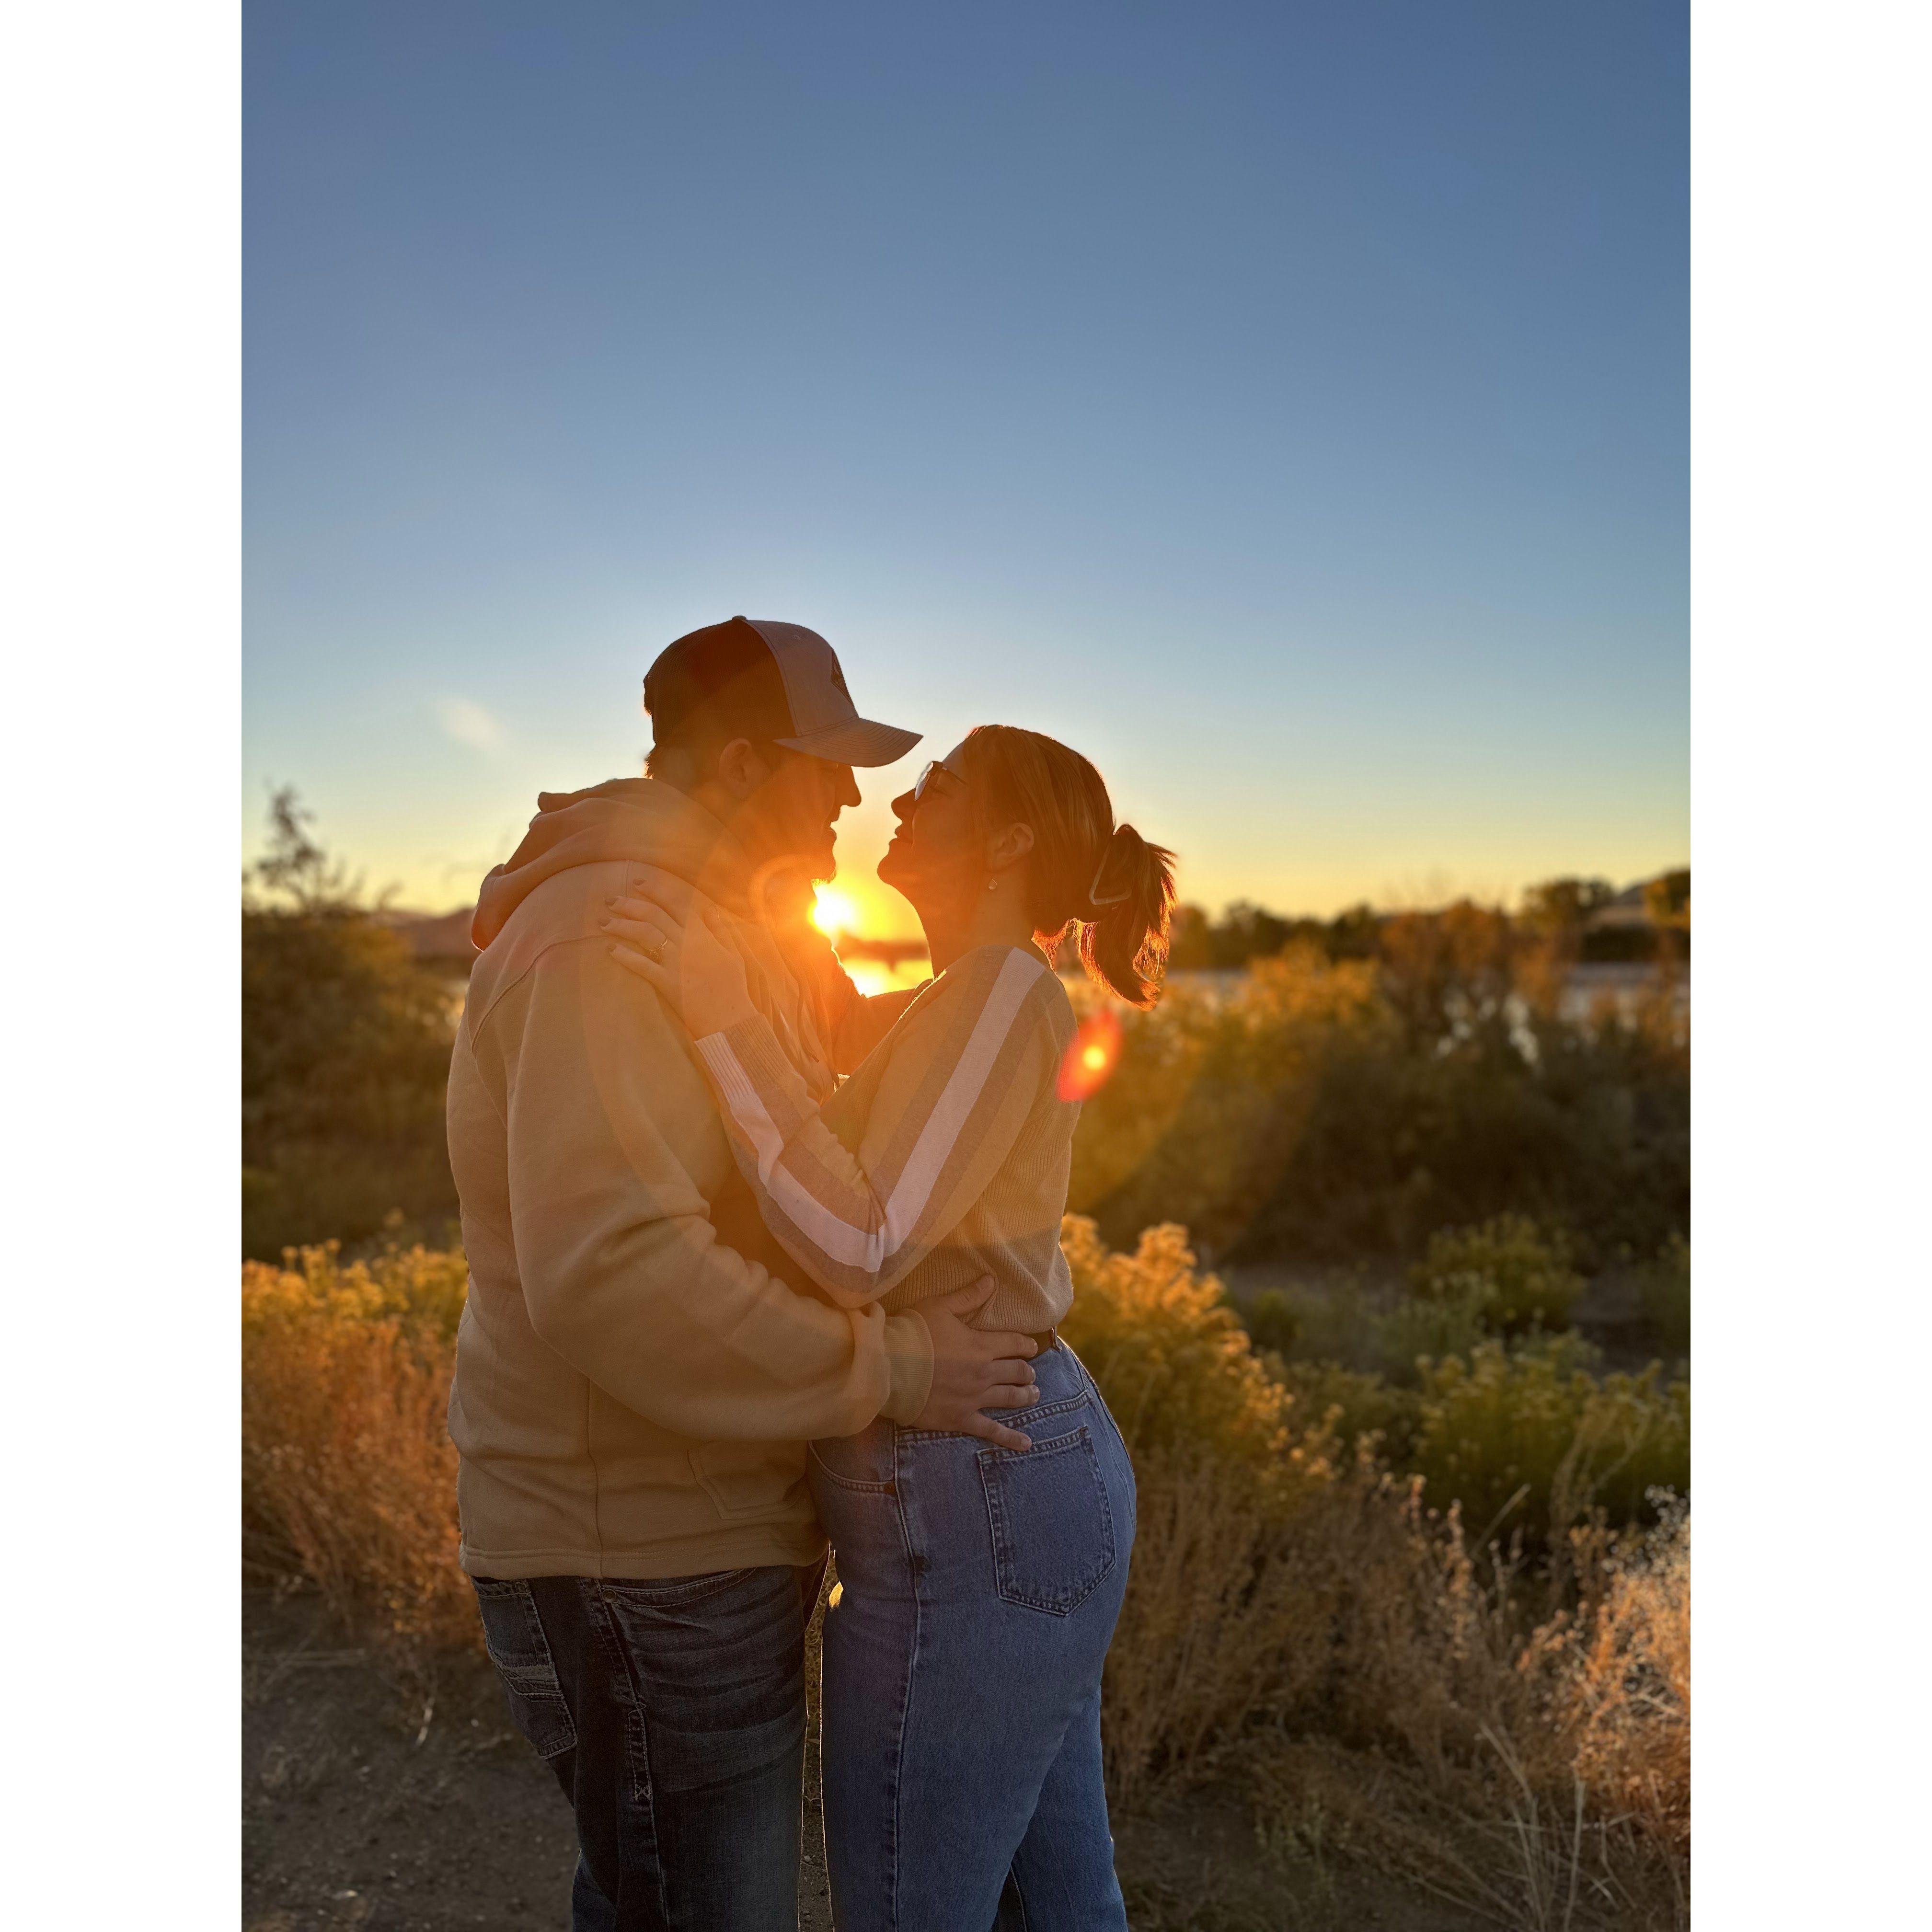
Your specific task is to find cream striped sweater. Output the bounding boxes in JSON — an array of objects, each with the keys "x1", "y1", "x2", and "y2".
[{"x1": 693, "y1": 943, "x2": 1081, "y2": 1335}]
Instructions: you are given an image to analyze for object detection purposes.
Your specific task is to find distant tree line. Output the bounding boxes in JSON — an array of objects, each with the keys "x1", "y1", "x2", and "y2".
[{"x1": 1166, "y1": 870, "x2": 1690, "y2": 973}]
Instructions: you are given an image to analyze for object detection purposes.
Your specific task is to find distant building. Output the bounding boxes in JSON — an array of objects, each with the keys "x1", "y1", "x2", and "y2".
[
  {"x1": 1580, "y1": 870, "x2": 1689, "y2": 964},
  {"x1": 1587, "y1": 882, "x2": 1659, "y2": 931}
]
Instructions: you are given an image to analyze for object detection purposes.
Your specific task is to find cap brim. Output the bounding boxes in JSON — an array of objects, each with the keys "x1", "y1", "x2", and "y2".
[{"x1": 775, "y1": 719, "x2": 922, "y2": 767}]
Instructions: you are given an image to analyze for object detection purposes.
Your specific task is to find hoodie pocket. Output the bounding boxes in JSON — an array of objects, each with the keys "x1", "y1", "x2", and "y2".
[{"x1": 689, "y1": 1441, "x2": 811, "y2": 1522}]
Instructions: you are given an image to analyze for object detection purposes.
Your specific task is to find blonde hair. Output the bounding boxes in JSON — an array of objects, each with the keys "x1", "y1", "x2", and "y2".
[{"x1": 958, "y1": 724, "x2": 1176, "y2": 1007}]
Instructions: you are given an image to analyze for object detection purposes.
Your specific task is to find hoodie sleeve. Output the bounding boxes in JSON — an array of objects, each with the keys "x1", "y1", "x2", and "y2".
[
  {"x1": 478, "y1": 936, "x2": 935, "y2": 1438},
  {"x1": 690, "y1": 947, "x2": 1065, "y2": 1307}
]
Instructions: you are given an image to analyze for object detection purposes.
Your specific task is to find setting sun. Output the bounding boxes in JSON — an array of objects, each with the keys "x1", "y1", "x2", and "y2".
[{"x1": 812, "y1": 887, "x2": 860, "y2": 937}]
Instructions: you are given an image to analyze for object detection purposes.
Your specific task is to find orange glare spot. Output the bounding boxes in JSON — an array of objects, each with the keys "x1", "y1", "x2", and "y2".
[{"x1": 1057, "y1": 1011, "x2": 1123, "y2": 1102}]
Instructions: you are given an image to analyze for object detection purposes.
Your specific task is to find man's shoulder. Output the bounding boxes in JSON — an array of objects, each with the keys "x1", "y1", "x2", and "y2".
[{"x1": 466, "y1": 862, "x2": 657, "y2": 1036}]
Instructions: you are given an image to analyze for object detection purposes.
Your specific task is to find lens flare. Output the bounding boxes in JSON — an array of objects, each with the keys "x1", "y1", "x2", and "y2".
[
  {"x1": 812, "y1": 888, "x2": 859, "y2": 937},
  {"x1": 1057, "y1": 1009, "x2": 1123, "y2": 1102}
]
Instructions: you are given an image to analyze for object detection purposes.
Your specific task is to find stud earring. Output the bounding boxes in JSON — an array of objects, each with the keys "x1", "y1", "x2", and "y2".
[{"x1": 987, "y1": 878, "x2": 999, "y2": 892}]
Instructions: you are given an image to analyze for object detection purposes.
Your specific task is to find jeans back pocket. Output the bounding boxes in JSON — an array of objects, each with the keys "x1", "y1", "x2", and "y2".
[
  {"x1": 473, "y1": 1578, "x2": 577, "y2": 1759},
  {"x1": 977, "y1": 1424, "x2": 1116, "y2": 1616}
]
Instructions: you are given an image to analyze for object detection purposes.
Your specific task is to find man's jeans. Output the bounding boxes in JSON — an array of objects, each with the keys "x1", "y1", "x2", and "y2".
[
  {"x1": 472, "y1": 1561, "x2": 823, "y2": 1932},
  {"x1": 809, "y1": 1344, "x2": 1136, "y2": 1932}
]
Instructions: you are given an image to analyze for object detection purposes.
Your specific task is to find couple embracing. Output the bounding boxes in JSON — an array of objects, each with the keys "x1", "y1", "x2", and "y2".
[{"x1": 448, "y1": 616, "x2": 1173, "y2": 1930}]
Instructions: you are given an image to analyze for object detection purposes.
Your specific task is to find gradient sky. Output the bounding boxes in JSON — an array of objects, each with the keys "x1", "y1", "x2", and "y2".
[{"x1": 244, "y1": 0, "x2": 1687, "y2": 930}]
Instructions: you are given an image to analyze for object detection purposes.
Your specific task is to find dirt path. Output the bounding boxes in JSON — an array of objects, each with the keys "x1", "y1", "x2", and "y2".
[{"x1": 243, "y1": 1591, "x2": 1491, "y2": 1932}]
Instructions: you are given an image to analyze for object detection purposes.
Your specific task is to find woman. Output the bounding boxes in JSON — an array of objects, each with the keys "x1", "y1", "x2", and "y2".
[{"x1": 604, "y1": 724, "x2": 1173, "y2": 1932}]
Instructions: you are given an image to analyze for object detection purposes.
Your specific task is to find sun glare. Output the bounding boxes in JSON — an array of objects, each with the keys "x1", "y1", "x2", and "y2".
[
  {"x1": 812, "y1": 887, "x2": 860, "y2": 937},
  {"x1": 1057, "y1": 1011, "x2": 1123, "y2": 1103}
]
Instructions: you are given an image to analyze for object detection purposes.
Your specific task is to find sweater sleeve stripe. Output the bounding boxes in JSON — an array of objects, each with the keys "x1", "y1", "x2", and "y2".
[
  {"x1": 696, "y1": 1032, "x2": 793, "y2": 1178},
  {"x1": 881, "y1": 949, "x2": 1041, "y2": 1243},
  {"x1": 694, "y1": 948, "x2": 1046, "y2": 1277}
]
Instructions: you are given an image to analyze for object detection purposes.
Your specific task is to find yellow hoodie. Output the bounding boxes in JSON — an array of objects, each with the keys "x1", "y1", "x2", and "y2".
[{"x1": 446, "y1": 778, "x2": 934, "y2": 1581}]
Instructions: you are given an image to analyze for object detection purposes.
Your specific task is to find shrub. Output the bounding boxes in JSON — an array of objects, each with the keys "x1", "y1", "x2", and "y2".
[
  {"x1": 1058, "y1": 1218, "x2": 1329, "y2": 1495},
  {"x1": 1536, "y1": 1497, "x2": 1690, "y2": 1865},
  {"x1": 1276, "y1": 1357, "x2": 1425, "y2": 1463},
  {"x1": 1271, "y1": 1325, "x2": 1686, "y2": 1567},
  {"x1": 1640, "y1": 1234, "x2": 1691, "y2": 1355},
  {"x1": 1378, "y1": 1277, "x2": 1498, "y2": 1371},
  {"x1": 1410, "y1": 1214, "x2": 1584, "y2": 1335},
  {"x1": 1237, "y1": 1271, "x2": 1390, "y2": 1374},
  {"x1": 1242, "y1": 1287, "x2": 1303, "y2": 1358},
  {"x1": 1412, "y1": 1342, "x2": 1689, "y2": 1561},
  {"x1": 239, "y1": 1222, "x2": 1690, "y2": 1919},
  {"x1": 1069, "y1": 950, "x2": 1689, "y2": 1272},
  {"x1": 1067, "y1": 954, "x2": 1394, "y2": 1261},
  {"x1": 242, "y1": 791, "x2": 463, "y2": 1259},
  {"x1": 1061, "y1": 1221, "x2": 1688, "y2": 1922},
  {"x1": 241, "y1": 1242, "x2": 475, "y2": 1659}
]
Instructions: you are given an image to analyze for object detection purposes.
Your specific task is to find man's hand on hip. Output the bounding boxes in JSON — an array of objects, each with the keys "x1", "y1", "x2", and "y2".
[{"x1": 910, "y1": 1280, "x2": 1041, "y2": 1451}]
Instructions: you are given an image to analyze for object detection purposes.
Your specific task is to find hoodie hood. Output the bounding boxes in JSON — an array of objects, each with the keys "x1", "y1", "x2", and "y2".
[{"x1": 473, "y1": 778, "x2": 759, "y2": 951}]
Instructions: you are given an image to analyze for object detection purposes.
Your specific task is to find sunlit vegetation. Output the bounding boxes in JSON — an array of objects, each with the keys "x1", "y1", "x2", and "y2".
[
  {"x1": 242, "y1": 1240, "x2": 470, "y2": 1654},
  {"x1": 1068, "y1": 934, "x2": 1689, "y2": 1271},
  {"x1": 239, "y1": 803, "x2": 1689, "y2": 1922},
  {"x1": 243, "y1": 1221, "x2": 1688, "y2": 1927},
  {"x1": 242, "y1": 792, "x2": 462, "y2": 1259}
]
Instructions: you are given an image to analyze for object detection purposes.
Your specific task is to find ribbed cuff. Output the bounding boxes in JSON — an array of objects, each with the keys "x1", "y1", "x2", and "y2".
[
  {"x1": 701, "y1": 1016, "x2": 809, "y2": 1137},
  {"x1": 878, "y1": 1311, "x2": 934, "y2": 1425}
]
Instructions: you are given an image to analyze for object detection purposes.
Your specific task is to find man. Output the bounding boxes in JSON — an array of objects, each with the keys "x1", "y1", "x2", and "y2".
[{"x1": 447, "y1": 617, "x2": 1041, "y2": 1930}]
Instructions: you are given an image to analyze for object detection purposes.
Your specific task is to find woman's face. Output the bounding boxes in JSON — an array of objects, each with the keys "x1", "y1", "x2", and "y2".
[{"x1": 877, "y1": 742, "x2": 982, "y2": 914}]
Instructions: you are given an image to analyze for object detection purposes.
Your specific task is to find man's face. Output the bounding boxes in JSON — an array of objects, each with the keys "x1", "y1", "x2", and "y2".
[{"x1": 737, "y1": 745, "x2": 862, "y2": 884}]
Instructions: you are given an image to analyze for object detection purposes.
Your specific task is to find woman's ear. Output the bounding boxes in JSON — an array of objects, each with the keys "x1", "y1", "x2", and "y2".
[{"x1": 987, "y1": 820, "x2": 1036, "y2": 873}]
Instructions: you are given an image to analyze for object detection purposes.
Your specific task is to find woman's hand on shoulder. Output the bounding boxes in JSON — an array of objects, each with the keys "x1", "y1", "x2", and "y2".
[{"x1": 602, "y1": 876, "x2": 755, "y2": 1038}]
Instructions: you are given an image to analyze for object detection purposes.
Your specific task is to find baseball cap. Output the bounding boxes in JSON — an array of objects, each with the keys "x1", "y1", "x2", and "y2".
[{"x1": 644, "y1": 617, "x2": 921, "y2": 768}]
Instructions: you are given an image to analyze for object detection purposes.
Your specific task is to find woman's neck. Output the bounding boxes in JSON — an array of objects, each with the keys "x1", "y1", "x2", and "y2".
[{"x1": 918, "y1": 884, "x2": 1037, "y2": 975}]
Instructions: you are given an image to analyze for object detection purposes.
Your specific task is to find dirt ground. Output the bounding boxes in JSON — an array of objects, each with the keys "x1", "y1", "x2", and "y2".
[{"x1": 242, "y1": 1590, "x2": 1494, "y2": 1932}]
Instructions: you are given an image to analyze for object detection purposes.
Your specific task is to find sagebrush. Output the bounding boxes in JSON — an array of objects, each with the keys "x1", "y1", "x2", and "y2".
[{"x1": 241, "y1": 1219, "x2": 1687, "y2": 1926}]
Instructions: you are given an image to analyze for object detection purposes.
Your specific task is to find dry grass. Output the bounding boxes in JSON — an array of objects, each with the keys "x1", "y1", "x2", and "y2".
[
  {"x1": 1059, "y1": 1219, "x2": 1689, "y2": 1929},
  {"x1": 239, "y1": 1220, "x2": 1688, "y2": 1927},
  {"x1": 1533, "y1": 1501, "x2": 1690, "y2": 1874},
  {"x1": 242, "y1": 1243, "x2": 478, "y2": 1661}
]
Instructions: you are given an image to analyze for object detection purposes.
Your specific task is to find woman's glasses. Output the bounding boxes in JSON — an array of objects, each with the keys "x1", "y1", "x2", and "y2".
[{"x1": 910, "y1": 760, "x2": 965, "y2": 805}]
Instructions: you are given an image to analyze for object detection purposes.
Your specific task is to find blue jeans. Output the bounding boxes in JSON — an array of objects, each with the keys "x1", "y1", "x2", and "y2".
[
  {"x1": 472, "y1": 1562, "x2": 823, "y2": 1931},
  {"x1": 809, "y1": 1344, "x2": 1136, "y2": 1932}
]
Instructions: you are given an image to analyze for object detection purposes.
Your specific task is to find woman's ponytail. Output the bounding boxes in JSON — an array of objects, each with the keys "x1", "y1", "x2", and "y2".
[
  {"x1": 957, "y1": 724, "x2": 1176, "y2": 1010},
  {"x1": 1076, "y1": 823, "x2": 1176, "y2": 1008}
]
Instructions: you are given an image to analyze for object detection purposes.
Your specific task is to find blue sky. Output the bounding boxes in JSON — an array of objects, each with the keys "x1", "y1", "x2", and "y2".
[{"x1": 245, "y1": 0, "x2": 1687, "y2": 925}]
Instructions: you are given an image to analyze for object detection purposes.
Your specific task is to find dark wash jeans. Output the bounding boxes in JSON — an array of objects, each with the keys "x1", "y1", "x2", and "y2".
[{"x1": 472, "y1": 1561, "x2": 824, "y2": 1932}]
